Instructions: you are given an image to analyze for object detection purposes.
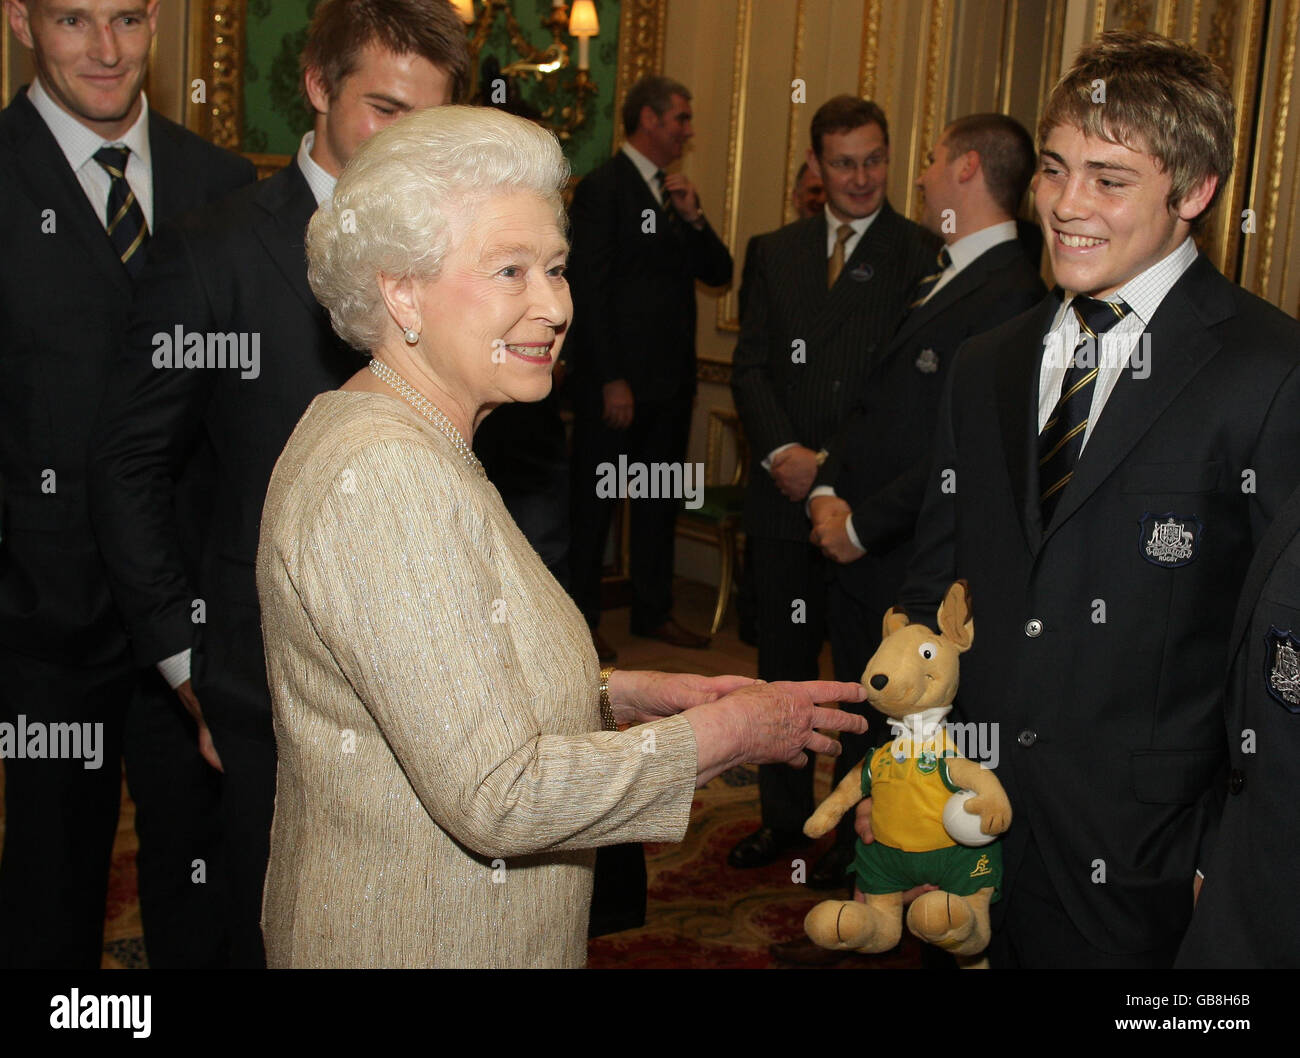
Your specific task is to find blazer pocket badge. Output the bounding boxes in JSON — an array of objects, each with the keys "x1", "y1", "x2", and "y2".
[
  {"x1": 1266, "y1": 626, "x2": 1300, "y2": 712},
  {"x1": 1139, "y1": 512, "x2": 1202, "y2": 567},
  {"x1": 915, "y1": 348, "x2": 940, "y2": 374},
  {"x1": 849, "y1": 263, "x2": 874, "y2": 282}
]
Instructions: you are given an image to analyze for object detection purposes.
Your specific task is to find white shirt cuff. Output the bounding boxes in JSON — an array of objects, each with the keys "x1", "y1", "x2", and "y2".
[
  {"x1": 805, "y1": 484, "x2": 837, "y2": 518},
  {"x1": 761, "y1": 442, "x2": 797, "y2": 473},
  {"x1": 845, "y1": 515, "x2": 863, "y2": 552},
  {"x1": 157, "y1": 648, "x2": 192, "y2": 690}
]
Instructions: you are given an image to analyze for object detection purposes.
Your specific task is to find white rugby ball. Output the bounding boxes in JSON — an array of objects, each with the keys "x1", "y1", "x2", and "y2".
[{"x1": 942, "y1": 789, "x2": 995, "y2": 847}]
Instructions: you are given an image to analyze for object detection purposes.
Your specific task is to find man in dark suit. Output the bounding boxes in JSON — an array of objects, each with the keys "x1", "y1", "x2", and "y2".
[
  {"x1": 1176, "y1": 479, "x2": 1300, "y2": 968},
  {"x1": 728, "y1": 96, "x2": 939, "y2": 870},
  {"x1": 88, "y1": 0, "x2": 468, "y2": 967},
  {"x1": 802, "y1": 113, "x2": 1045, "y2": 887},
  {"x1": 0, "y1": 0, "x2": 255, "y2": 968},
  {"x1": 566, "y1": 75, "x2": 733, "y2": 664},
  {"x1": 899, "y1": 31, "x2": 1300, "y2": 967}
]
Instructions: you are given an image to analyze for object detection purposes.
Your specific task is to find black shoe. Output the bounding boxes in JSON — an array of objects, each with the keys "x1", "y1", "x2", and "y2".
[
  {"x1": 726, "y1": 826, "x2": 804, "y2": 869},
  {"x1": 769, "y1": 936, "x2": 858, "y2": 966},
  {"x1": 807, "y1": 841, "x2": 856, "y2": 890}
]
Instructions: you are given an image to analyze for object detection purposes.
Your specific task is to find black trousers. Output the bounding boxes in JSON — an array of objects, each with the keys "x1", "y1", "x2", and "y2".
[
  {"x1": 569, "y1": 390, "x2": 692, "y2": 632},
  {"x1": 0, "y1": 647, "x2": 129, "y2": 967}
]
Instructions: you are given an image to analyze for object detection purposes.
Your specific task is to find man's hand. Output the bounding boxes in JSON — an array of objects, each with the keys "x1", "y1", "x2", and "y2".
[
  {"x1": 176, "y1": 679, "x2": 224, "y2": 773},
  {"x1": 808, "y1": 493, "x2": 851, "y2": 527},
  {"x1": 662, "y1": 172, "x2": 701, "y2": 223},
  {"x1": 770, "y1": 445, "x2": 819, "y2": 501},
  {"x1": 602, "y1": 379, "x2": 634, "y2": 429},
  {"x1": 810, "y1": 506, "x2": 865, "y2": 563}
]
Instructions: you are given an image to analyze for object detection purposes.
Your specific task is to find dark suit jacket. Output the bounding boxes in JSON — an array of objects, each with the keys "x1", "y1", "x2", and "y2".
[
  {"x1": 1177, "y1": 478, "x2": 1300, "y2": 967},
  {"x1": 817, "y1": 237, "x2": 1046, "y2": 616},
  {"x1": 89, "y1": 160, "x2": 355, "y2": 716},
  {"x1": 731, "y1": 203, "x2": 940, "y2": 543},
  {"x1": 900, "y1": 254, "x2": 1300, "y2": 955},
  {"x1": 0, "y1": 89, "x2": 254, "y2": 665},
  {"x1": 566, "y1": 151, "x2": 732, "y2": 404}
]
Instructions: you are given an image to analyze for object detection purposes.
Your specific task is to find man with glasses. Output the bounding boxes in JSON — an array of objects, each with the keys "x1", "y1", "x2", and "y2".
[{"x1": 729, "y1": 96, "x2": 938, "y2": 874}]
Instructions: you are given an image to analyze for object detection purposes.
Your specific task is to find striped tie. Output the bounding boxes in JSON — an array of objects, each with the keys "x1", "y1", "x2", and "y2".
[
  {"x1": 827, "y1": 223, "x2": 853, "y2": 287},
  {"x1": 1037, "y1": 296, "x2": 1131, "y2": 524},
  {"x1": 908, "y1": 246, "x2": 952, "y2": 307},
  {"x1": 93, "y1": 145, "x2": 149, "y2": 277}
]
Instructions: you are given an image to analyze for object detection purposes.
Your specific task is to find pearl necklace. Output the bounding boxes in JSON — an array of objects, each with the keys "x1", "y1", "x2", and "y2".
[{"x1": 367, "y1": 358, "x2": 484, "y2": 476}]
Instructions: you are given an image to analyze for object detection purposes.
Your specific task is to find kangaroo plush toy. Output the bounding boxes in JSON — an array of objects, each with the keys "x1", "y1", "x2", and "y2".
[{"x1": 803, "y1": 580, "x2": 1010, "y2": 964}]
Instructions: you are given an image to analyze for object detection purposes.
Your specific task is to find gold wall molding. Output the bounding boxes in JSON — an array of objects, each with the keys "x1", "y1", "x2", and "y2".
[
  {"x1": 191, "y1": 0, "x2": 244, "y2": 150},
  {"x1": 696, "y1": 358, "x2": 733, "y2": 385},
  {"x1": 781, "y1": 0, "x2": 809, "y2": 227},
  {"x1": 1251, "y1": 0, "x2": 1298, "y2": 297},
  {"x1": 613, "y1": 0, "x2": 668, "y2": 153},
  {"x1": 715, "y1": 0, "x2": 754, "y2": 334},
  {"x1": 858, "y1": 0, "x2": 883, "y2": 98},
  {"x1": 1113, "y1": 0, "x2": 1154, "y2": 30}
]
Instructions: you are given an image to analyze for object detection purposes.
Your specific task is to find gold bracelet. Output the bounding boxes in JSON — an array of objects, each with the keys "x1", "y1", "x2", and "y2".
[{"x1": 599, "y1": 667, "x2": 617, "y2": 730}]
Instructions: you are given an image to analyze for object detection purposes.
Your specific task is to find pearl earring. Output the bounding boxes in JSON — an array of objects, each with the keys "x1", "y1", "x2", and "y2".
[{"x1": 403, "y1": 327, "x2": 420, "y2": 345}]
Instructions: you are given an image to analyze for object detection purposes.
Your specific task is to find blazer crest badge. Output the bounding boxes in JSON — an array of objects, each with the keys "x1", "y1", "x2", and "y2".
[
  {"x1": 914, "y1": 348, "x2": 940, "y2": 374},
  {"x1": 1266, "y1": 626, "x2": 1300, "y2": 712},
  {"x1": 1139, "y1": 512, "x2": 1202, "y2": 568}
]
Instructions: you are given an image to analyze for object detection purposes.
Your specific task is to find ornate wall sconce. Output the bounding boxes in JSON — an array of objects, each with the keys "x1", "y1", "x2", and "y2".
[{"x1": 453, "y1": 0, "x2": 600, "y2": 141}]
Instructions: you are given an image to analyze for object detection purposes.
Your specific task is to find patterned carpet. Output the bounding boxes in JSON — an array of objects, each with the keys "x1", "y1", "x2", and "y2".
[{"x1": 2, "y1": 578, "x2": 923, "y2": 969}]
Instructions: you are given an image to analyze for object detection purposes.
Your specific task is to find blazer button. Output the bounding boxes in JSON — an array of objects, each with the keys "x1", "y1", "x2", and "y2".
[
  {"x1": 1024, "y1": 618, "x2": 1043, "y2": 637},
  {"x1": 1229, "y1": 769, "x2": 1246, "y2": 795},
  {"x1": 832, "y1": 380, "x2": 841, "y2": 391},
  {"x1": 1017, "y1": 729, "x2": 1038, "y2": 747}
]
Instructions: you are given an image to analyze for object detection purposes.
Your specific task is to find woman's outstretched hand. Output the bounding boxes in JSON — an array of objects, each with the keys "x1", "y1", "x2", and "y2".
[
  {"x1": 607, "y1": 670, "x2": 759, "y2": 724},
  {"x1": 684, "y1": 679, "x2": 869, "y2": 788}
]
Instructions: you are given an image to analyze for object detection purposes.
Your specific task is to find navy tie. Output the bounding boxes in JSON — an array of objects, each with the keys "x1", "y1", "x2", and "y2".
[
  {"x1": 93, "y1": 145, "x2": 149, "y2": 277},
  {"x1": 908, "y1": 246, "x2": 952, "y2": 307},
  {"x1": 1038, "y1": 296, "x2": 1131, "y2": 524}
]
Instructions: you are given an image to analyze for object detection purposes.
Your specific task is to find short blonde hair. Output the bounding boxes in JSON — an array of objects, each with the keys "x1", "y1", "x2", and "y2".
[
  {"x1": 307, "y1": 105, "x2": 570, "y2": 351},
  {"x1": 1039, "y1": 30, "x2": 1234, "y2": 225}
]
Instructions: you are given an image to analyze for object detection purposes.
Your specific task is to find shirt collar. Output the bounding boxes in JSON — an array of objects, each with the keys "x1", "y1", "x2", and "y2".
[
  {"x1": 824, "y1": 203, "x2": 880, "y2": 240},
  {"x1": 29, "y1": 77, "x2": 151, "y2": 174},
  {"x1": 1059, "y1": 236, "x2": 1199, "y2": 326},
  {"x1": 620, "y1": 142, "x2": 662, "y2": 186},
  {"x1": 298, "y1": 131, "x2": 338, "y2": 207},
  {"x1": 886, "y1": 705, "x2": 953, "y2": 748},
  {"x1": 945, "y1": 219, "x2": 1018, "y2": 275}
]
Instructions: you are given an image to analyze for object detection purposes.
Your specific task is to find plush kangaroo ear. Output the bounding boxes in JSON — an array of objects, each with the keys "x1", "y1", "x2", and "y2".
[
  {"x1": 937, "y1": 580, "x2": 974, "y2": 652},
  {"x1": 881, "y1": 606, "x2": 910, "y2": 639}
]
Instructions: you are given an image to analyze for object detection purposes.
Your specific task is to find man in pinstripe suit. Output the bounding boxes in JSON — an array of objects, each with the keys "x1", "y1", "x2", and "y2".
[{"x1": 729, "y1": 96, "x2": 939, "y2": 870}]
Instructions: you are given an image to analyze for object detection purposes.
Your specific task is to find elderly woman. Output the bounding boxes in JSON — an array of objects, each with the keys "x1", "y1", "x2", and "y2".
[{"x1": 256, "y1": 106, "x2": 866, "y2": 968}]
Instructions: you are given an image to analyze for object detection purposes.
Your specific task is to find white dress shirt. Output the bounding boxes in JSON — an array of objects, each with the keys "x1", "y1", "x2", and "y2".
[
  {"x1": 29, "y1": 77, "x2": 154, "y2": 230},
  {"x1": 297, "y1": 130, "x2": 338, "y2": 206},
  {"x1": 1037, "y1": 236, "x2": 1198, "y2": 443}
]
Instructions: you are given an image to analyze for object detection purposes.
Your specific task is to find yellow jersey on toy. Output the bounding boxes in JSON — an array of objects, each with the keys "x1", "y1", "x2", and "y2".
[{"x1": 863, "y1": 726, "x2": 964, "y2": 853}]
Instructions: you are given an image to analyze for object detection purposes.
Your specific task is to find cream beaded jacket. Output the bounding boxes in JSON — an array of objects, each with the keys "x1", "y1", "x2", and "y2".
[{"x1": 256, "y1": 391, "x2": 698, "y2": 967}]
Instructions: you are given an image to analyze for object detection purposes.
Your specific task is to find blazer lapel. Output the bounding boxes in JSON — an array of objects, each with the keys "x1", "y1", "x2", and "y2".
[
  {"x1": 996, "y1": 292, "x2": 1062, "y2": 554},
  {"x1": 1042, "y1": 256, "x2": 1231, "y2": 539},
  {"x1": 892, "y1": 240, "x2": 1023, "y2": 351},
  {"x1": 812, "y1": 202, "x2": 899, "y2": 347},
  {"x1": 148, "y1": 111, "x2": 192, "y2": 226},
  {"x1": 251, "y1": 161, "x2": 323, "y2": 314},
  {"x1": 8, "y1": 91, "x2": 129, "y2": 296}
]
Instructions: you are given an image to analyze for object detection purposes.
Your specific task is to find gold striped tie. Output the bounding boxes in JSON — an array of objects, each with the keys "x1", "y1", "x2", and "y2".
[
  {"x1": 93, "y1": 145, "x2": 149, "y2": 277},
  {"x1": 1037, "y1": 296, "x2": 1131, "y2": 524}
]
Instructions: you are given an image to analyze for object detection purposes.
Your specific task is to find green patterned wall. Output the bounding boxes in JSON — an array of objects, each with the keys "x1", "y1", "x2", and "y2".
[{"x1": 241, "y1": 0, "x2": 619, "y2": 178}]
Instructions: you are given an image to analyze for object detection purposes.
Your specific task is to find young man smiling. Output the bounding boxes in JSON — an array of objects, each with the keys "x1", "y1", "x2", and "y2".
[{"x1": 900, "y1": 31, "x2": 1300, "y2": 967}]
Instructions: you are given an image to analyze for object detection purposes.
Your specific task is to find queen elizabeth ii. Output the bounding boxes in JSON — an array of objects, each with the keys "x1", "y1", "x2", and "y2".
[{"x1": 256, "y1": 105, "x2": 866, "y2": 967}]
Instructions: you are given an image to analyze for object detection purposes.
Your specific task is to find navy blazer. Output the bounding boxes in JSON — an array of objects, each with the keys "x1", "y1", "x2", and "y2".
[
  {"x1": 565, "y1": 151, "x2": 732, "y2": 404},
  {"x1": 0, "y1": 88, "x2": 254, "y2": 664},
  {"x1": 901, "y1": 254, "x2": 1300, "y2": 956}
]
